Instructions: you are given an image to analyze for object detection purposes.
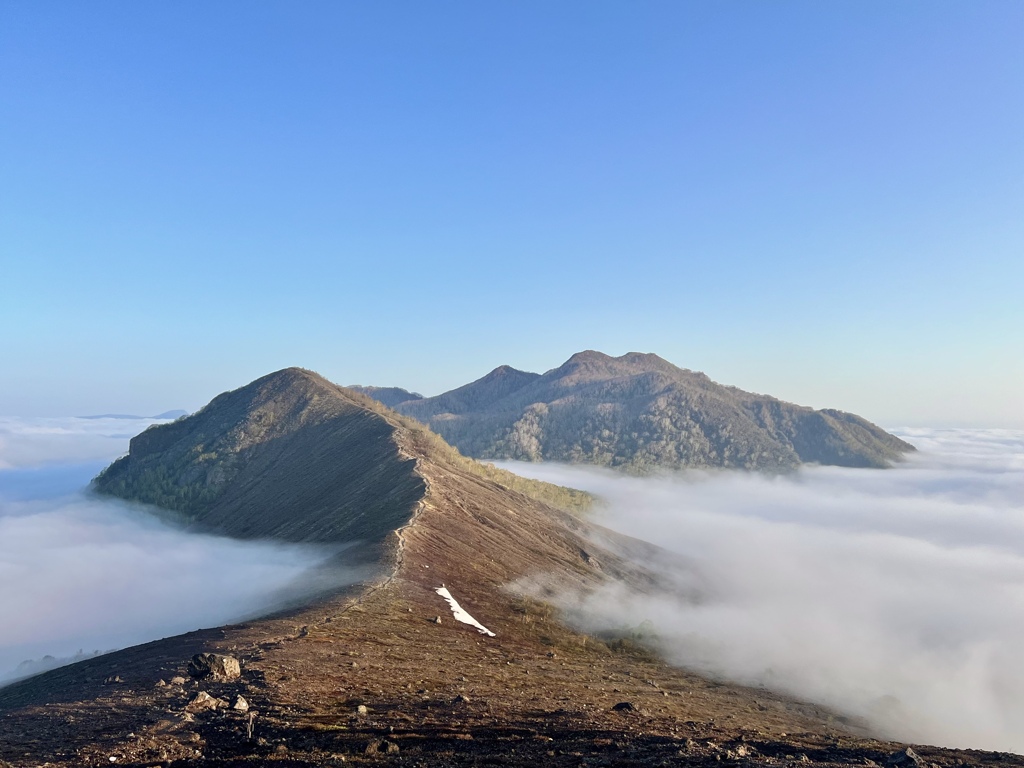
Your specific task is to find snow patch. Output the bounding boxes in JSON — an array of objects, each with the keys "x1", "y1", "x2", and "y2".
[{"x1": 435, "y1": 587, "x2": 495, "y2": 637}]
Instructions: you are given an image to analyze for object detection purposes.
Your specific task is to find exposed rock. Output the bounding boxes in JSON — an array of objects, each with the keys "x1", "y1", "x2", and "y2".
[
  {"x1": 888, "y1": 748, "x2": 926, "y2": 768},
  {"x1": 726, "y1": 744, "x2": 755, "y2": 759},
  {"x1": 356, "y1": 704, "x2": 368, "y2": 715},
  {"x1": 387, "y1": 351, "x2": 916, "y2": 471},
  {"x1": 211, "y1": 653, "x2": 241, "y2": 679},
  {"x1": 365, "y1": 738, "x2": 400, "y2": 755},
  {"x1": 454, "y1": 694, "x2": 471, "y2": 704},
  {"x1": 185, "y1": 691, "x2": 228, "y2": 713},
  {"x1": 232, "y1": 694, "x2": 250, "y2": 712},
  {"x1": 187, "y1": 653, "x2": 240, "y2": 680},
  {"x1": 612, "y1": 701, "x2": 637, "y2": 712},
  {"x1": 169, "y1": 676, "x2": 187, "y2": 685},
  {"x1": 102, "y1": 675, "x2": 123, "y2": 685}
]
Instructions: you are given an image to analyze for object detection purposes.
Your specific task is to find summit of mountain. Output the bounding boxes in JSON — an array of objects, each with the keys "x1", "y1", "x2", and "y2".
[
  {"x1": 93, "y1": 367, "x2": 425, "y2": 548},
  {"x1": 378, "y1": 351, "x2": 914, "y2": 471},
  {"x1": 397, "y1": 364, "x2": 542, "y2": 420},
  {"x1": 552, "y1": 349, "x2": 684, "y2": 378}
]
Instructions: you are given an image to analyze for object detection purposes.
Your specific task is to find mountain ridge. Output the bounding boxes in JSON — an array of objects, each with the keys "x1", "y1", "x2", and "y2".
[
  {"x1": 0, "y1": 366, "x2": 1011, "y2": 768},
  {"x1": 93, "y1": 367, "x2": 591, "y2": 546},
  {"x1": 93, "y1": 368, "x2": 424, "y2": 548},
  {"x1": 357, "y1": 351, "x2": 913, "y2": 471}
]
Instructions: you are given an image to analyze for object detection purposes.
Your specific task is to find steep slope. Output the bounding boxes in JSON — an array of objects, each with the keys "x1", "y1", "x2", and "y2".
[
  {"x1": 93, "y1": 368, "x2": 425, "y2": 547},
  {"x1": 93, "y1": 368, "x2": 591, "y2": 546},
  {"x1": 388, "y1": 351, "x2": 914, "y2": 471}
]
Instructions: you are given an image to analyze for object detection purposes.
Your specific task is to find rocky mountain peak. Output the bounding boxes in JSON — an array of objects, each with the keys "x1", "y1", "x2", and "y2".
[
  {"x1": 373, "y1": 351, "x2": 915, "y2": 471},
  {"x1": 484, "y1": 364, "x2": 532, "y2": 379},
  {"x1": 563, "y1": 350, "x2": 614, "y2": 365}
]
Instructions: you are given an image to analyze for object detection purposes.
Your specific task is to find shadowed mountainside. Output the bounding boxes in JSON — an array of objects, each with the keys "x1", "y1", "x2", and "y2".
[
  {"x1": 93, "y1": 368, "x2": 589, "y2": 545},
  {"x1": 360, "y1": 351, "x2": 914, "y2": 471},
  {"x1": 93, "y1": 368, "x2": 425, "y2": 547}
]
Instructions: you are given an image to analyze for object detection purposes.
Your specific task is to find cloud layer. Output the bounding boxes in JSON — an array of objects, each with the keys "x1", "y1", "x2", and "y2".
[
  {"x1": 0, "y1": 416, "x2": 341, "y2": 684},
  {"x1": 498, "y1": 428, "x2": 1024, "y2": 753},
  {"x1": 0, "y1": 414, "x2": 171, "y2": 470}
]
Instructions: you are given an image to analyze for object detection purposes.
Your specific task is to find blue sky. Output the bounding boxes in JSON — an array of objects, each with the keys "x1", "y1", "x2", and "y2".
[{"x1": 1, "y1": 2, "x2": 1021, "y2": 426}]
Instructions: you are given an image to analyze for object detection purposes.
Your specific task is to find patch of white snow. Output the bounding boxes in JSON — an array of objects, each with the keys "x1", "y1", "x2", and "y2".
[{"x1": 435, "y1": 587, "x2": 495, "y2": 637}]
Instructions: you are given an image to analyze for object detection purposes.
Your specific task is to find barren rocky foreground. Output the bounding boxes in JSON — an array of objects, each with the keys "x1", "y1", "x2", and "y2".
[{"x1": 0, "y1": 370, "x2": 1018, "y2": 768}]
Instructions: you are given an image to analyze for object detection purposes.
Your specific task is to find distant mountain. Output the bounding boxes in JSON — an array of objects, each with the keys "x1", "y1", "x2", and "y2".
[
  {"x1": 153, "y1": 409, "x2": 188, "y2": 420},
  {"x1": 365, "y1": 351, "x2": 913, "y2": 471},
  {"x1": 78, "y1": 410, "x2": 188, "y2": 420},
  {"x1": 346, "y1": 385, "x2": 423, "y2": 409}
]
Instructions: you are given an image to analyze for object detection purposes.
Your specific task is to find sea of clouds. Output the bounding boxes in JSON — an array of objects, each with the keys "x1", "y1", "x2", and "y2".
[
  {"x1": 5, "y1": 414, "x2": 1023, "y2": 753},
  {"x1": 0, "y1": 415, "x2": 337, "y2": 684},
  {"x1": 498, "y1": 428, "x2": 1024, "y2": 753}
]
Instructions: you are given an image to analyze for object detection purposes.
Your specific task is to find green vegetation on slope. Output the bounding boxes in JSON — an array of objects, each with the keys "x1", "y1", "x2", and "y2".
[
  {"x1": 358, "y1": 351, "x2": 915, "y2": 472},
  {"x1": 386, "y1": 408, "x2": 594, "y2": 516}
]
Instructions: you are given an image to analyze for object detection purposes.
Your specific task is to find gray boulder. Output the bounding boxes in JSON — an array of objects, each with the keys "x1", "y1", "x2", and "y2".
[
  {"x1": 887, "y1": 748, "x2": 925, "y2": 768},
  {"x1": 187, "y1": 653, "x2": 241, "y2": 680},
  {"x1": 186, "y1": 691, "x2": 229, "y2": 713}
]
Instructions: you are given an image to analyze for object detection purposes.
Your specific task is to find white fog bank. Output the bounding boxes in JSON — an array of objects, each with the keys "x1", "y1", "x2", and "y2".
[
  {"x1": 497, "y1": 428, "x2": 1024, "y2": 753},
  {"x1": 0, "y1": 416, "x2": 345, "y2": 685},
  {"x1": 0, "y1": 415, "x2": 169, "y2": 470}
]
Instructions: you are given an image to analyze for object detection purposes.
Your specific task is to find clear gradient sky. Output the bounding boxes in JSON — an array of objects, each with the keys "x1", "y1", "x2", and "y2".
[{"x1": 1, "y1": 2, "x2": 1021, "y2": 427}]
